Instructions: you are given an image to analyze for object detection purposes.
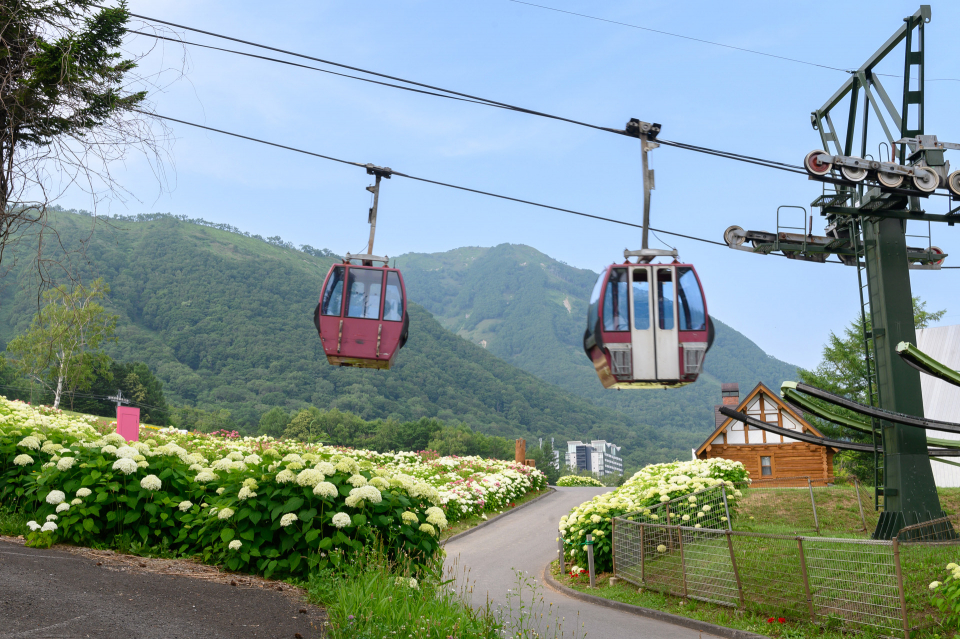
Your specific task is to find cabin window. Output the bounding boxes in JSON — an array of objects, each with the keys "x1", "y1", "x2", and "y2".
[
  {"x1": 761, "y1": 456, "x2": 772, "y2": 476},
  {"x1": 383, "y1": 271, "x2": 404, "y2": 321},
  {"x1": 603, "y1": 268, "x2": 629, "y2": 331},
  {"x1": 657, "y1": 268, "x2": 674, "y2": 330},
  {"x1": 632, "y1": 269, "x2": 650, "y2": 330},
  {"x1": 677, "y1": 267, "x2": 706, "y2": 331},
  {"x1": 321, "y1": 266, "x2": 345, "y2": 316},
  {"x1": 346, "y1": 269, "x2": 383, "y2": 319}
]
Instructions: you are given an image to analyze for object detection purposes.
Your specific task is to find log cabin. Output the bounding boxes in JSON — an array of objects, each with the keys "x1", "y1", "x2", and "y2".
[{"x1": 695, "y1": 382, "x2": 836, "y2": 482}]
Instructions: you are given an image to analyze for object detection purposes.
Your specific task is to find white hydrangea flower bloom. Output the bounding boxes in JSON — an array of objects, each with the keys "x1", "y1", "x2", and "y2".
[
  {"x1": 418, "y1": 523, "x2": 436, "y2": 536},
  {"x1": 281, "y1": 453, "x2": 303, "y2": 464},
  {"x1": 13, "y1": 454, "x2": 33, "y2": 466},
  {"x1": 101, "y1": 445, "x2": 118, "y2": 455},
  {"x1": 194, "y1": 470, "x2": 218, "y2": 483},
  {"x1": 140, "y1": 475, "x2": 162, "y2": 491},
  {"x1": 313, "y1": 482, "x2": 337, "y2": 499},
  {"x1": 280, "y1": 513, "x2": 298, "y2": 527},
  {"x1": 56, "y1": 456, "x2": 76, "y2": 471},
  {"x1": 137, "y1": 461, "x2": 149, "y2": 469},
  {"x1": 45, "y1": 490, "x2": 66, "y2": 505},
  {"x1": 113, "y1": 458, "x2": 138, "y2": 475},
  {"x1": 296, "y1": 469, "x2": 324, "y2": 487},
  {"x1": 71, "y1": 498, "x2": 82, "y2": 506},
  {"x1": 18, "y1": 436, "x2": 41, "y2": 450},
  {"x1": 315, "y1": 462, "x2": 336, "y2": 476},
  {"x1": 275, "y1": 470, "x2": 296, "y2": 484},
  {"x1": 56, "y1": 502, "x2": 70, "y2": 513},
  {"x1": 238, "y1": 486, "x2": 257, "y2": 500},
  {"x1": 41, "y1": 522, "x2": 58, "y2": 532},
  {"x1": 657, "y1": 544, "x2": 667, "y2": 553},
  {"x1": 227, "y1": 451, "x2": 245, "y2": 461},
  {"x1": 401, "y1": 511, "x2": 419, "y2": 525},
  {"x1": 115, "y1": 446, "x2": 139, "y2": 459},
  {"x1": 46, "y1": 514, "x2": 58, "y2": 522},
  {"x1": 76, "y1": 488, "x2": 92, "y2": 498},
  {"x1": 347, "y1": 474, "x2": 367, "y2": 487},
  {"x1": 228, "y1": 540, "x2": 242, "y2": 550},
  {"x1": 179, "y1": 501, "x2": 193, "y2": 512},
  {"x1": 331, "y1": 512, "x2": 351, "y2": 528},
  {"x1": 408, "y1": 578, "x2": 419, "y2": 590},
  {"x1": 218, "y1": 508, "x2": 235, "y2": 520},
  {"x1": 244, "y1": 454, "x2": 262, "y2": 465},
  {"x1": 27, "y1": 520, "x2": 41, "y2": 531},
  {"x1": 242, "y1": 478, "x2": 259, "y2": 489},
  {"x1": 216, "y1": 487, "x2": 226, "y2": 495}
]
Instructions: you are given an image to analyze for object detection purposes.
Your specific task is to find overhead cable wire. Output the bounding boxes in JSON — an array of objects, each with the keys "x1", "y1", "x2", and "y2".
[
  {"x1": 504, "y1": 0, "x2": 960, "y2": 82},
  {"x1": 139, "y1": 110, "x2": 725, "y2": 246},
  {"x1": 127, "y1": 15, "x2": 808, "y2": 176}
]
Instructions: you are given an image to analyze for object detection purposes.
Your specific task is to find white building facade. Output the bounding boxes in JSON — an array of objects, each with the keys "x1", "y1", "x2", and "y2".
[
  {"x1": 918, "y1": 325, "x2": 960, "y2": 487},
  {"x1": 565, "y1": 440, "x2": 624, "y2": 477}
]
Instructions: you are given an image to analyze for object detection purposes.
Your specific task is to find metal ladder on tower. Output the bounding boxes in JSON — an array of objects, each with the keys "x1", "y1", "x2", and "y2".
[{"x1": 850, "y1": 217, "x2": 884, "y2": 510}]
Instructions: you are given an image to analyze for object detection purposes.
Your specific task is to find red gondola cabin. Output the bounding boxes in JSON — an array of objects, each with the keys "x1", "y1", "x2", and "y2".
[
  {"x1": 314, "y1": 263, "x2": 409, "y2": 369},
  {"x1": 583, "y1": 256, "x2": 712, "y2": 389}
]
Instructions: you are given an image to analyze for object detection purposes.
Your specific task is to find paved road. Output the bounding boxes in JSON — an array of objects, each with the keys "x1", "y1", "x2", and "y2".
[
  {"x1": 0, "y1": 540, "x2": 323, "y2": 639},
  {"x1": 444, "y1": 487, "x2": 721, "y2": 639}
]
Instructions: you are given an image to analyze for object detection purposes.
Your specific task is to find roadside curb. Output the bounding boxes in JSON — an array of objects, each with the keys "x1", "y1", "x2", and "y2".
[
  {"x1": 441, "y1": 487, "x2": 557, "y2": 547},
  {"x1": 542, "y1": 564, "x2": 770, "y2": 639}
]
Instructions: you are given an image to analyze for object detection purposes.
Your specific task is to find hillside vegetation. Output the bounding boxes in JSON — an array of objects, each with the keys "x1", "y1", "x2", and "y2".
[{"x1": 1, "y1": 211, "x2": 690, "y2": 467}]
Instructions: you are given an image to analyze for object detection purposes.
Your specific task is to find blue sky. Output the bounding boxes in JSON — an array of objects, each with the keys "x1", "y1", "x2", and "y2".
[{"x1": 66, "y1": 0, "x2": 960, "y2": 369}]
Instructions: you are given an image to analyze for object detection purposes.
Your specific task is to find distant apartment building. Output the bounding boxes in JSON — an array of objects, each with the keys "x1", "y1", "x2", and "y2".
[{"x1": 565, "y1": 440, "x2": 624, "y2": 477}]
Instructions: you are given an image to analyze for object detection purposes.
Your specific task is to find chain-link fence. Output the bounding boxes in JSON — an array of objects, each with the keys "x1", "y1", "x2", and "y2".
[{"x1": 611, "y1": 484, "x2": 935, "y2": 638}]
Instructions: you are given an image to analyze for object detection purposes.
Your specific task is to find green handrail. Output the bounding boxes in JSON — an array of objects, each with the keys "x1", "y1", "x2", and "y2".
[{"x1": 897, "y1": 341, "x2": 960, "y2": 389}]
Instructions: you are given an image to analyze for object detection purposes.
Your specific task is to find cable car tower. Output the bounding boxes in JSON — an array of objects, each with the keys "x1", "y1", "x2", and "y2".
[{"x1": 723, "y1": 5, "x2": 960, "y2": 539}]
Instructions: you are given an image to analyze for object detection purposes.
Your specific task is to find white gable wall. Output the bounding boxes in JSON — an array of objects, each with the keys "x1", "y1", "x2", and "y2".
[
  {"x1": 716, "y1": 389, "x2": 807, "y2": 446},
  {"x1": 917, "y1": 325, "x2": 960, "y2": 488}
]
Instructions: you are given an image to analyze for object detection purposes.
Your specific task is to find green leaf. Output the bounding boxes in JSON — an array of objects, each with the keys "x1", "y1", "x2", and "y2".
[
  {"x1": 139, "y1": 525, "x2": 149, "y2": 541},
  {"x1": 282, "y1": 496, "x2": 304, "y2": 513},
  {"x1": 353, "y1": 514, "x2": 367, "y2": 527},
  {"x1": 249, "y1": 511, "x2": 262, "y2": 525},
  {"x1": 299, "y1": 508, "x2": 317, "y2": 523},
  {"x1": 123, "y1": 510, "x2": 140, "y2": 525},
  {"x1": 289, "y1": 553, "x2": 301, "y2": 571},
  {"x1": 83, "y1": 519, "x2": 95, "y2": 532},
  {"x1": 318, "y1": 537, "x2": 332, "y2": 550},
  {"x1": 221, "y1": 528, "x2": 235, "y2": 543},
  {"x1": 305, "y1": 529, "x2": 319, "y2": 543}
]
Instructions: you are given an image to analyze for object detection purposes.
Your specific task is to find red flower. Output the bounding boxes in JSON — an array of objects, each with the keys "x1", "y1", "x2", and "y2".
[
  {"x1": 778, "y1": 618, "x2": 786, "y2": 623},
  {"x1": 767, "y1": 618, "x2": 775, "y2": 623}
]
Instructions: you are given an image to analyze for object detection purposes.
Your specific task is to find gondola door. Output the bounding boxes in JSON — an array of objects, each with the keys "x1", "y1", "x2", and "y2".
[
  {"x1": 653, "y1": 266, "x2": 680, "y2": 380},
  {"x1": 628, "y1": 266, "x2": 656, "y2": 380}
]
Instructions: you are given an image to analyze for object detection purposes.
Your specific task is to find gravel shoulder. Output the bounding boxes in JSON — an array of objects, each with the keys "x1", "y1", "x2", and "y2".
[{"x1": 0, "y1": 538, "x2": 325, "y2": 639}]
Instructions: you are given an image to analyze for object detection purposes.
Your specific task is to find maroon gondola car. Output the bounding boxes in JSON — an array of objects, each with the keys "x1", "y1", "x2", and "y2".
[
  {"x1": 583, "y1": 254, "x2": 713, "y2": 389},
  {"x1": 313, "y1": 262, "x2": 409, "y2": 369}
]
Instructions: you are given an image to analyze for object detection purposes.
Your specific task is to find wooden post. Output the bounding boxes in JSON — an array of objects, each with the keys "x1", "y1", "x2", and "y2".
[
  {"x1": 586, "y1": 534, "x2": 596, "y2": 588},
  {"x1": 797, "y1": 537, "x2": 815, "y2": 621},
  {"x1": 726, "y1": 530, "x2": 745, "y2": 607},
  {"x1": 721, "y1": 485, "x2": 733, "y2": 531},
  {"x1": 515, "y1": 439, "x2": 526, "y2": 465},
  {"x1": 558, "y1": 535, "x2": 565, "y2": 575},
  {"x1": 808, "y1": 478, "x2": 820, "y2": 534},
  {"x1": 893, "y1": 538, "x2": 910, "y2": 639},
  {"x1": 677, "y1": 525, "x2": 688, "y2": 598}
]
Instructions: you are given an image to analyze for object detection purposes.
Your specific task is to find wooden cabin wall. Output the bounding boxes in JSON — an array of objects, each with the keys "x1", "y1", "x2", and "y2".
[{"x1": 700, "y1": 443, "x2": 834, "y2": 482}]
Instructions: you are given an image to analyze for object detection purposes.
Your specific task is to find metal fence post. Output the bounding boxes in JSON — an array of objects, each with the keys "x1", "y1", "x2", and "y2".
[
  {"x1": 640, "y1": 524, "x2": 646, "y2": 583},
  {"x1": 677, "y1": 525, "x2": 688, "y2": 599},
  {"x1": 586, "y1": 534, "x2": 596, "y2": 588},
  {"x1": 558, "y1": 534, "x2": 565, "y2": 575},
  {"x1": 854, "y1": 477, "x2": 868, "y2": 531},
  {"x1": 726, "y1": 530, "x2": 744, "y2": 607},
  {"x1": 612, "y1": 518, "x2": 617, "y2": 577},
  {"x1": 893, "y1": 538, "x2": 910, "y2": 639},
  {"x1": 796, "y1": 537, "x2": 816, "y2": 622},
  {"x1": 807, "y1": 478, "x2": 820, "y2": 534},
  {"x1": 721, "y1": 485, "x2": 733, "y2": 531}
]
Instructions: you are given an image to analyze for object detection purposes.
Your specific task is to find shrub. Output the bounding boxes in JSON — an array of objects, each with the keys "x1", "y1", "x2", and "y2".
[
  {"x1": 931, "y1": 562, "x2": 960, "y2": 630},
  {"x1": 557, "y1": 475, "x2": 604, "y2": 487},
  {"x1": 558, "y1": 458, "x2": 749, "y2": 572},
  {"x1": 0, "y1": 396, "x2": 545, "y2": 580}
]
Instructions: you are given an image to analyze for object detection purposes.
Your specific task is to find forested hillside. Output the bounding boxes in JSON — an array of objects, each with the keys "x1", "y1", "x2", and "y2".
[
  {"x1": 399, "y1": 244, "x2": 799, "y2": 434},
  {"x1": 0, "y1": 211, "x2": 693, "y2": 467}
]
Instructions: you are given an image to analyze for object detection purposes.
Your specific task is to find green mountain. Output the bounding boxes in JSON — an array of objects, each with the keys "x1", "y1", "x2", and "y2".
[
  {"x1": 0, "y1": 211, "x2": 691, "y2": 467},
  {"x1": 398, "y1": 244, "x2": 799, "y2": 435}
]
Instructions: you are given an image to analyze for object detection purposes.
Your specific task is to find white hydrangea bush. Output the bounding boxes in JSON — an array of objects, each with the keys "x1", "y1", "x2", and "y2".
[
  {"x1": 0, "y1": 396, "x2": 545, "y2": 579},
  {"x1": 556, "y1": 475, "x2": 604, "y2": 487},
  {"x1": 558, "y1": 458, "x2": 749, "y2": 573}
]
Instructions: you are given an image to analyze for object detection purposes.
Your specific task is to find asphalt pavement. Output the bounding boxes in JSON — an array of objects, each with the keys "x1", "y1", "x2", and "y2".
[
  {"x1": 444, "y1": 486, "x2": 722, "y2": 639},
  {"x1": 0, "y1": 540, "x2": 324, "y2": 639}
]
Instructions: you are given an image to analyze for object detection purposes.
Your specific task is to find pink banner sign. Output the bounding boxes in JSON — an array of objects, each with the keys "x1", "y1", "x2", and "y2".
[{"x1": 116, "y1": 406, "x2": 140, "y2": 442}]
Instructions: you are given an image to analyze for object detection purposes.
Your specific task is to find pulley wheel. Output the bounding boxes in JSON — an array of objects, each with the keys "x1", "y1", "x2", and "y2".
[
  {"x1": 723, "y1": 225, "x2": 745, "y2": 247},
  {"x1": 913, "y1": 166, "x2": 939, "y2": 193},
  {"x1": 804, "y1": 150, "x2": 832, "y2": 176},
  {"x1": 930, "y1": 246, "x2": 946, "y2": 267},
  {"x1": 948, "y1": 170, "x2": 960, "y2": 197},
  {"x1": 840, "y1": 163, "x2": 868, "y2": 182},
  {"x1": 876, "y1": 170, "x2": 904, "y2": 189}
]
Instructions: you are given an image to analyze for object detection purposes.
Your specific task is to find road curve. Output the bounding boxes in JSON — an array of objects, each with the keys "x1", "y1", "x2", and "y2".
[{"x1": 444, "y1": 486, "x2": 721, "y2": 639}]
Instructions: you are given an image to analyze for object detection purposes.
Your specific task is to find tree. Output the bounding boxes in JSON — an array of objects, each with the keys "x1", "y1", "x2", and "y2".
[
  {"x1": 258, "y1": 407, "x2": 291, "y2": 438},
  {"x1": 70, "y1": 359, "x2": 170, "y2": 425},
  {"x1": 798, "y1": 297, "x2": 945, "y2": 480},
  {"x1": 0, "y1": 0, "x2": 162, "y2": 272},
  {"x1": 527, "y1": 438, "x2": 560, "y2": 484},
  {"x1": 6, "y1": 277, "x2": 116, "y2": 408}
]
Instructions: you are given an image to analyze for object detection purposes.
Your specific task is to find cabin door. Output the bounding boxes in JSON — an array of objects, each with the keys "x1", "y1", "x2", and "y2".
[
  {"x1": 629, "y1": 266, "x2": 656, "y2": 380},
  {"x1": 653, "y1": 266, "x2": 680, "y2": 379}
]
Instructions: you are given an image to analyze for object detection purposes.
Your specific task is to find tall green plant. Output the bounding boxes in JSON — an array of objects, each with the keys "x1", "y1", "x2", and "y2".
[{"x1": 6, "y1": 278, "x2": 117, "y2": 409}]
